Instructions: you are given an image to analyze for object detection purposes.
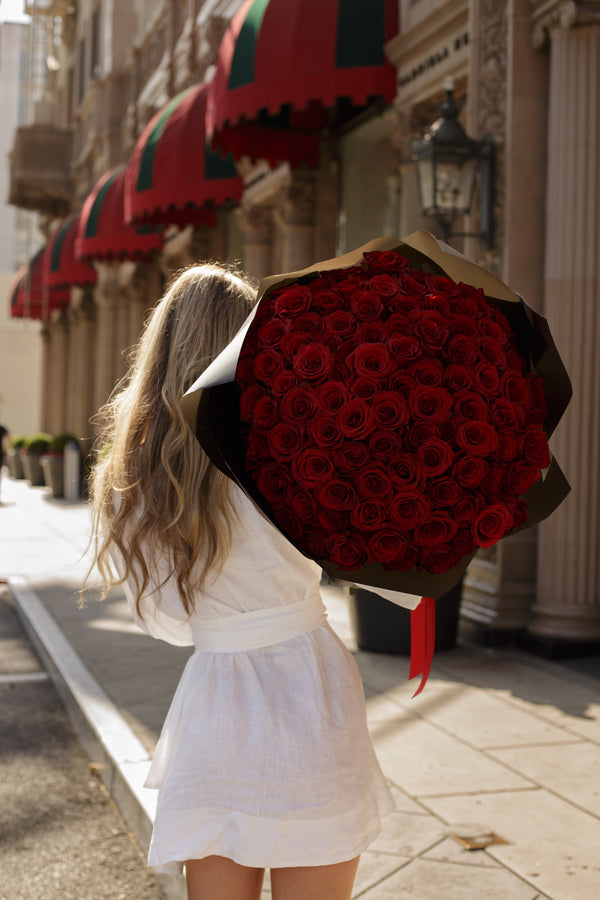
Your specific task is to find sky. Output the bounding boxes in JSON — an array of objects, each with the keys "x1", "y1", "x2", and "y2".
[{"x1": 0, "y1": 0, "x2": 30, "y2": 24}]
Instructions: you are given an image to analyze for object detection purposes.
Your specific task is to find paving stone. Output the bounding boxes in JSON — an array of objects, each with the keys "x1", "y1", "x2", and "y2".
[{"x1": 425, "y1": 788, "x2": 600, "y2": 900}]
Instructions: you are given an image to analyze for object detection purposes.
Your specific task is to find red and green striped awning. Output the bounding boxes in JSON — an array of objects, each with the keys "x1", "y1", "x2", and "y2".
[
  {"x1": 45, "y1": 213, "x2": 97, "y2": 288},
  {"x1": 76, "y1": 165, "x2": 164, "y2": 262},
  {"x1": 124, "y1": 82, "x2": 243, "y2": 228},
  {"x1": 8, "y1": 266, "x2": 28, "y2": 319},
  {"x1": 11, "y1": 247, "x2": 70, "y2": 320},
  {"x1": 207, "y1": 0, "x2": 399, "y2": 168}
]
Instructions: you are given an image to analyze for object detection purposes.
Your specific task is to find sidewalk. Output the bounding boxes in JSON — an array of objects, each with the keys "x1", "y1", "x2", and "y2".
[{"x1": 2, "y1": 474, "x2": 600, "y2": 900}]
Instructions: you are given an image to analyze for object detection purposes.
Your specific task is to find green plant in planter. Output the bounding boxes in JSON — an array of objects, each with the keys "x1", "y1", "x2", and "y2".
[
  {"x1": 6, "y1": 434, "x2": 27, "y2": 478},
  {"x1": 25, "y1": 433, "x2": 52, "y2": 455},
  {"x1": 47, "y1": 432, "x2": 81, "y2": 455}
]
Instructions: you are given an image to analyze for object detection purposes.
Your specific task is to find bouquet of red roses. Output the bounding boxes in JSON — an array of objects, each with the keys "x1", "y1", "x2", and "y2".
[{"x1": 182, "y1": 233, "x2": 571, "y2": 601}]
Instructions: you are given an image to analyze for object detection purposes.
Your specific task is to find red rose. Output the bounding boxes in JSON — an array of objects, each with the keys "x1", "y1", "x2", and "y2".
[
  {"x1": 257, "y1": 318, "x2": 289, "y2": 349},
  {"x1": 478, "y1": 337, "x2": 506, "y2": 369},
  {"x1": 324, "y1": 310, "x2": 356, "y2": 338},
  {"x1": 309, "y1": 416, "x2": 343, "y2": 449},
  {"x1": 445, "y1": 364, "x2": 473, "y2": 391},
  {"x1": 528, "y1": 374, "x2": 548, "y2": 423},
  {"x1": 407, "y1": 421, "x2": 439, "y2": 448},
  {"x1": 292, "y1": 448, "x2": 334, "y2": 487},
  {"x1": 453, "y1": 454, "x2": 490, "y2": 488},
  {"x1": 281, "y1": 331, "x2": 312, "y2": 358},
  {"x1": 317, "y1": 381, "x2": 348, "y2": 412},
  {"x1": 348, "y1": 343, "x2": 395, "y2": 378},
  {"x1": 236, "y1": 356, "x2": 255, "y2": 389},
  {"x1": 268, "y1": 423, "x2": 304, "y2": 460},
  {"x1": 389, "y1": 490, "x2": 431, "y2": 529},
  {"x1": 448, "y1": 334, "x2": 479, "y2": 365},
  {"x1": 363, "y1": 250, "x2": 407, "y2": 274},
  {"x1": 245, "y1": 429, "x2": 270, "y2": 463},
  {"x1": 382, "y1": 541, "x2": 419, "y2": 572},
  {"x1": 409, "y1": 386, "x2": 453, "y2": 423},
  {"x1": 253, "y1": 395, "x2": 280, "y2": 430},
  {"x1": 389, "y1": 454, "x2": 426, "y2": 489},
  {"x1": 350, "y1": 499, "x2": 388, "y2": 532},
  {"x1": 280, "y1": 387, "x2": 318, "y2": 424},
  {"x1": 389, "y1": 372, "x2": 416, "y2": 395},
  {"x1": 519, "y1": 424, "x2": 550, "y2": 468},
  {"x1": 357, "y1": 320, "x2": 388, "y2": 343},
  {"x1": 368, "y1": 529, "x2": 408, "y2": 564},
  {"x1": 422, "y1": 545, "x2": 462, "y2": 574},
  {"x1": 494, "y1": 431, "x2": 518, "y2": 463},
  {"x1": 454, "y1": 493, "x2": 483, "y2": 524},
  {"x1": 386, "y1": 313, "x2": 411, "y2": 335},
  {"x1": 489, "y1": 398, "x2": 525, "y2": 429},
  {"x1": 453, "y1": 390, "x2": 488, "y2": 422},
  {"x1": 351, "y1": 376, "x2": 380, "y2": 400},
  {"x1": 507, "y1": 499, "x2": 529, "y2": 529},
  {"x1": 428, "y1": 478, "x2": 463, "y2": 508},
  {"x1": 369, "y1": 430, "x2": 402, "y2": 460},
  {"x1": 351, "y1": 289, "x2": 384, "y2": 320},
  {"x1": 423, "y1": 291, "x2": 452, "y2": 316},
  {"x1": 371, "y1": 392, "x2": 410, "y2": 429},
  {"x1": 311, "y1": 289, "x2": 345, "y2": 314},
  {"x1": 505, "y1": 462, "x2": 541, "y2": 496},
  {"x1": 326, "y1": 534, "x2": 367, "y2": 570},
  {"x1": 291, "y1": 490, "x2": 318, "y2": 524},
  {"x1": 417, "y1": 438, "x2": 454, "y2": 476},
  {"x1": 256, "y1": 464, "x2": 292, "y2": 504},
  {"x1": 369, "y1": 273, "x2": 401, "y2": 298},
  {"x1": 409, "y1": 358, "x2": 444, "y2": 387},
  {"x1": 472, "y1": 503, "x2": 514, "y2": 548},
  {"x1": 451, "y1": 315, "x2": 479, "y2": 338},
  {"x1": 388, "y1": 334, "x2": 421, "y2": 365},
  {"x1": 317, "y1": 478, "x2": 357, "y2": 510},
  {"x1": 239, "y1": 384, "x2": 262, "y2": 422},
  {"x1": 414, "y1": 514, "x2": 458, "y2": 548},
  {"x1": 293, "y1": 342, "x2": 333, "y2": 383},
  {"x1": 474, "y1": 360, "x2": 501, "y2": 396},
  {"x1": 337, "y1": 398, "x2": 374, "y2": 439},
  {"x1": 456, "y1": 421, "x2": 498, "y2": 456},
  {"x1": 255, "y1": 349, "x2": 284, "y2": 382},
  {"x1": 334, "y1": 442, "x2": 371, "y2": 472},
  {"x1": 275, "y1": 508, "x2": 304, "y2": 542},
  {"x1": 356, "y1": 464, "x2": 393, "y2": 501},
  {"x1": 410, "y1": 309, "x2": 449, "y2": 351},
  {"x1": 270, "y1": 371, "x2": 298, "y2": 396},
  {"x1": 478, "y1": 316, "x2": 510, "y2": 347},
  {"x1": 273, "y1": 284, "x2": 312, "y2": 315}
]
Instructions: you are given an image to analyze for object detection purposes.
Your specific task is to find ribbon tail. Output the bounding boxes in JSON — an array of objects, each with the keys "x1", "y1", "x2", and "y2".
[{"x1": 409, "y1": 597, "x2": 436, "y2": 697}]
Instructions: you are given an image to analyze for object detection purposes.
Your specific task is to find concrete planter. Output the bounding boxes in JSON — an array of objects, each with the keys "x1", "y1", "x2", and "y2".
[
  {"x1": 41, "y1": 454, "x2": 64, "y2": 498},
  {"x1": 349, "y1": 578, "x2": 464, "y2": 655},
  {"x1": 21, "y1": 452, "x2": 46, "y2": 486},
  {"x1": 6, "y1": 450, "x2": 24, "y2": 479}
]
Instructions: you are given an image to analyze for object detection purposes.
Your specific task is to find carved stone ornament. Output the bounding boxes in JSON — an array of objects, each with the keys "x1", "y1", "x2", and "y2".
[
  {"x1": 276, "y1": 171, "x2": 317, "y2": 227},
  {"x1": 531, "y1": 0, "x2": 600, "y2": 49},
  {"x1": 237, "y1": 205, "x2": 275, "y2": 244}
]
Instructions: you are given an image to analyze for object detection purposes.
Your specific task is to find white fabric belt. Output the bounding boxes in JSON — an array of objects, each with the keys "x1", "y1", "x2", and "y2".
[{"x1": 189, "y1": 593, "x2": 328, "y2": 653}]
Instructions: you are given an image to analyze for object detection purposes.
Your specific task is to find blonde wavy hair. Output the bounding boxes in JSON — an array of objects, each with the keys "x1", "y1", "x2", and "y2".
[{"x1": 89, "y1": 263, "x2": 256, "y2": 616}]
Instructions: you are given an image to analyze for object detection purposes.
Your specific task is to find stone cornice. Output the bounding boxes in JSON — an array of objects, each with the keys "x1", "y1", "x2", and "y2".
[{"x1": 531, "y1": 0, "x2": 600, "y2": 48}]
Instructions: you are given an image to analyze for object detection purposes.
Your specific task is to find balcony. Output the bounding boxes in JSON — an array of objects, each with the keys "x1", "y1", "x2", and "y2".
[{"x1": 9, "y1": 123, "x2": 73, "y2": 218}]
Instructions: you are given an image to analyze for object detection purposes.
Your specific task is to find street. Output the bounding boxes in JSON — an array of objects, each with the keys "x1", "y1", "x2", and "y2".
[{"x1": 0, "y1": 585, "x2": 165, "y2": 900}]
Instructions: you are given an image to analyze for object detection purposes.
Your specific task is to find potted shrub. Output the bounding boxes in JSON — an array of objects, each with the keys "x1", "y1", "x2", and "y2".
[
  {"x1": 6, "y1": 434, "x2": 27, "y2": 479},
  {"x1": 21, "y1": 433, "x2": 51, "y2": 486},
  {"x1": 41, "y1": 432, "x2": 80, "y2": 498}
]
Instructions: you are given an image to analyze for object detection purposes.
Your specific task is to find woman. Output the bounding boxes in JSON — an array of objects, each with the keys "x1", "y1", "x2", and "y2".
[{"x1": 89, "y1": 264, "x2": 395, "y2": 900}]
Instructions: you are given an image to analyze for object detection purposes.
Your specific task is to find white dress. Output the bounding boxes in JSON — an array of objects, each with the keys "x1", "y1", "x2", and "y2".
[{"x1": 119, "y1": 485, "x2": 395, "y2": 874}]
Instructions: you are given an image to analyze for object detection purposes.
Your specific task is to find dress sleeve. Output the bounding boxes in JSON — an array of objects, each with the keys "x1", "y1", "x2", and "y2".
[{"x1": 110, "y1": 547, "x2": 195, "y2": 647}]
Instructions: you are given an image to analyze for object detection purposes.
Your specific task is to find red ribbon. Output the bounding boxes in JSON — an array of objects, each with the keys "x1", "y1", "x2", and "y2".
[{"x1": 409, "y1": 597, "x2": 436, "y2": 696}]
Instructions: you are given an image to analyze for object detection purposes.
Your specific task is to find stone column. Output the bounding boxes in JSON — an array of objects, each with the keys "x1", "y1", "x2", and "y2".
[
  {"x1": 529, "y1": 2, "x2": 600, "y2": 640},
  {"x1": 274, "y1": 169, "x2": 317, "y2": 273},
  {"x1": 74, "y1": 289, "x2": 96, "y2": 444},
  {"x1": 237, "y1": 205, "x2": 274, "y2": 282},
  {"x1": 66, "y1": 294, "x2": 79, "y2": 433},
  {"x1": 39, "y1": 325, "x2": 51, "y2": 434},
  {"x1": 93, "y1": 263, "x2": 120, "y2": 416},
  {"x1": 127, "y1": 259, "x2": 163, "y2": 349},
  {"x1": 114, "y1": 290, "x2": 131, "y2": 386},
  {"x1": 48, "y1": 310, "x2": 69, "y2": 436}
]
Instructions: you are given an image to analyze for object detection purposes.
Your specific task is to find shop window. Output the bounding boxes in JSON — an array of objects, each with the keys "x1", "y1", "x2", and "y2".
[{"x1": 337, "y1": 113, "x2": 401, "y2": 254}]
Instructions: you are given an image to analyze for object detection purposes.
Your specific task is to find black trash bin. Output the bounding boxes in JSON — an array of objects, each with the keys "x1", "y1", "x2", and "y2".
[{"x1": 349, "y1": 578, "x2": 464, "y2": 654}]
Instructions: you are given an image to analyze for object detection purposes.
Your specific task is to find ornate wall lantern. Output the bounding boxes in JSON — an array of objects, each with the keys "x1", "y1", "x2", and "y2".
[{"x1": 410, "y1": 81, "x2": 494, "y2": 248}]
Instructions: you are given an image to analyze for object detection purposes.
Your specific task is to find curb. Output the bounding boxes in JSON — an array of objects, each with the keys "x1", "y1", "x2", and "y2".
[{"x1": 8, "y1": 575, "x2": 187, "y2": 900}]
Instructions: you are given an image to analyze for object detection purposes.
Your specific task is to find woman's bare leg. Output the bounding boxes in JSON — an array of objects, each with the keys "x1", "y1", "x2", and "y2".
[
  {"x1": 270, "y1": 856, "x2": 360, "y2": 900},
  {"x1": 185, "y1": 855, "x2": 265, "y2": 900}
]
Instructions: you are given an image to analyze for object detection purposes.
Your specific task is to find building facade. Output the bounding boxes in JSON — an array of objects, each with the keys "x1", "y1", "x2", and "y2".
[{"x1": 7, "y1": 0, "x2": 600, "y2": 648}]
